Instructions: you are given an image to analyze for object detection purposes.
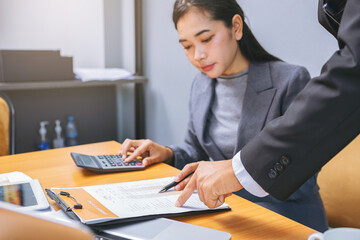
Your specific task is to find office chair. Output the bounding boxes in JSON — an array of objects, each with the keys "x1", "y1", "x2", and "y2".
[
  {"x1": 317, "y1": 134, "x2": 360, "y2": 228},
  {"x1": 0, "y1": 91, "x2": 15, "y2": 156}
]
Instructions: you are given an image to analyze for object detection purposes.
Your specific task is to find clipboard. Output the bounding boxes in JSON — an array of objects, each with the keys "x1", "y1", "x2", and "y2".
[{"x1": 46, "y1": 177, "x2": 231, "y2": 226}]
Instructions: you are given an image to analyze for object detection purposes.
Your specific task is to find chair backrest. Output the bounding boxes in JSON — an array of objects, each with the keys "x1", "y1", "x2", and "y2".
[
  {"x1": 317, "y1": 134, "x2": 360, "y2": 228},
  {"x1": 0, "y1": 91, "x2": 15, "y2": 155},
  {"x1": 0, "y1": 202, "x2": 95, "y2": 240}
]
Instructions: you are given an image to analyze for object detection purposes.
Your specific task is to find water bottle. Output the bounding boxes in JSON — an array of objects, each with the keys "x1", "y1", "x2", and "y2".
[
  {"x1": 66, "y1": 116, "x2": 78, "y2": 146},
  {"x1": 53, "y1": 120, "x2": 65, "y2": 148},
  {"x1": 38, "y1": 121, "x2": 50, "y2": 150}
]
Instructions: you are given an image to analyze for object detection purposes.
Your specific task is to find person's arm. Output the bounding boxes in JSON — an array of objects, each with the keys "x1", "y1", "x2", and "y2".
[
  {"x1": 232, "y1": 151, "x2": 268, "y2": 197},
  {"x1": 232, "y1": 64, "x2": 312, "y2": 198},
  {"x1": 241, "y1": 0, "x2": 360, "y2": 201},
  {"x1": 169, "y1": 126, "x2": 209, "y2": 169}
]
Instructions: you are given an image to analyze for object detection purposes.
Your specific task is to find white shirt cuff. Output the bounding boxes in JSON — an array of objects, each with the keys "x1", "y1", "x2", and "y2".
[{"x1": 232, "y1": 151, "x2": 269, "y2": 197}]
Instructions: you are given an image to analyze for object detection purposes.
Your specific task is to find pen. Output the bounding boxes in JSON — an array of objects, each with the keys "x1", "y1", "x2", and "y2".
[{"x1": 159, "y1": 171, "x2": 194, "y2": 193}]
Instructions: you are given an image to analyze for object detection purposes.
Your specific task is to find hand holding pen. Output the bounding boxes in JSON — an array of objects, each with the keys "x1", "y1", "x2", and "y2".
[
  {"x1": 159, "y1": 171, "x2": 194, "y2": 193},
  {"x1": 174, "y1": 161, "x2": 243, "y2": 209}
]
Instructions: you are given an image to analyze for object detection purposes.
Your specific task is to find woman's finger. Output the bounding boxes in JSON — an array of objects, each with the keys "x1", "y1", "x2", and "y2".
[
  {"x1": 142, "y1": 156, "x2": 160, "y2": 167},
  {"x1": 124, "y1": 140, "x2": 151, "y2": 162},
  {"x1": 121, "y1": 139, "x2": 144, "y2": 159},
  {"x1": 120, "y1": 138, "x2": 131, "y2": 157}
]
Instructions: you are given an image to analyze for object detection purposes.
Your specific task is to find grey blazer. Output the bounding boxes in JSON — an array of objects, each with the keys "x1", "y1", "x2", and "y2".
[
  {"x1": 170, "y1": 61, "x2": 328, "y2": 232},
  {"x1": 171, "y1": 61, "x2": 310, "y2": 166}
]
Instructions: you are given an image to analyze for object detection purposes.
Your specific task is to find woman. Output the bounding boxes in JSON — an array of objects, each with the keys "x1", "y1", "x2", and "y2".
[{"x1": 121, "y1": 0, "x2": 328, "y2": 232}]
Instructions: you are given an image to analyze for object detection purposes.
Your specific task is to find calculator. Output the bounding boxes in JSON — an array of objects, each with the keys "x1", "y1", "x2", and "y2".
[{"x1": 70, "y1": 152, "x2": 145, "y2": 173}]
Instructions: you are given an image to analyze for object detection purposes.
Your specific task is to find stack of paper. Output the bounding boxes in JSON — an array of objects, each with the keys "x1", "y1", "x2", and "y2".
[{"x1": 74, "y1": 68, "x2": 132, "y2": 82}]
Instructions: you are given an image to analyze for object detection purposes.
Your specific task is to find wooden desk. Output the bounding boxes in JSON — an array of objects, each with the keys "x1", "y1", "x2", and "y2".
[{"x1": 0, "y1": 141, "x2": 316, "y2": 239}]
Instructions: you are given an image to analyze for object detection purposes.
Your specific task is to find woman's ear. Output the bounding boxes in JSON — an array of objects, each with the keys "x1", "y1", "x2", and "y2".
[{"x1": 232, "y1": 14, "x2": 243, "y2": 41}]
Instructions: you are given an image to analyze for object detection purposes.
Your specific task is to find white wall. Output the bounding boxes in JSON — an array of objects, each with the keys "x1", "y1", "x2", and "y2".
[
  {"x1": 142, "y1": 0, "x2": 338, "y2": 146},
  {"x1": 143, "y1": 0, "x2": 197, "y2": 146},
  {"x1": 238, "y1": 0, "x2": 338, "y2": 77},
  {"x1": 119, "y1": 0, "x2": 135, "y2": 73},
  {"x1": 0, "y1": 0, "x2": 105, "y2": 68}
]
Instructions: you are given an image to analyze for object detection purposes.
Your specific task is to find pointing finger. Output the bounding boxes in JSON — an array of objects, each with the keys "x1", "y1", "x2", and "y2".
[
  {"x1": 124, "y1": 141, "x2": 149, "y2": 162},
  {"x1": 120, "y1": 139, "x2": 131, "y2": 157},
  {"x1": 175, "y1": 174, "x2": 197, "y2": 207}
]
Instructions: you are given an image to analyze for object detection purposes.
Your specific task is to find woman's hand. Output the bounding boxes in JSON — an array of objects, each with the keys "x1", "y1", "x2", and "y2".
[{"x1": 120, "y1": 139, "x2": 174, "y2": 167}]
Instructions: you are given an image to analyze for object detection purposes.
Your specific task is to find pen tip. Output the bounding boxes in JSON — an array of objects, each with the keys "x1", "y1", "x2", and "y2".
[{"x1": 159, "y1": 189, "x2": 166, "y2": 193}]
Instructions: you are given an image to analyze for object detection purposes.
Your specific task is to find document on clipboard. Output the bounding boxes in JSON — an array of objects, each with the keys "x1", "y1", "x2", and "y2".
[{"x1": 46, "y1": 177, "x2": 230, "y2": 226}]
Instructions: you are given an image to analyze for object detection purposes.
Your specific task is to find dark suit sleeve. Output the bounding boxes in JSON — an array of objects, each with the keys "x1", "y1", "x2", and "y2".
[{"x1": 241, "y1": 0, "x2": 360, "y2": 201}]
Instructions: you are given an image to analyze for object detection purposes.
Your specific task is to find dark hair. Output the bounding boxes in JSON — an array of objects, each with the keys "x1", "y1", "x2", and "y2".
[{"x1": 173, "y1": 0, "x2": 280, "y2": 62}]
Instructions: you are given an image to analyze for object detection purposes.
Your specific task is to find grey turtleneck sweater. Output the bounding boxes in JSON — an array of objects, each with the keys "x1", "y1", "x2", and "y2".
[{"x1": 207, "y1": 69, "x2": 249, "y2": 159}]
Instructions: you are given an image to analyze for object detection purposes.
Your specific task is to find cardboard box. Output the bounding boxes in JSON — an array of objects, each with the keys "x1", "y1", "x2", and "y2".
[{"x1": 0, "y1": 50, "x2": 75, "y2": 82}]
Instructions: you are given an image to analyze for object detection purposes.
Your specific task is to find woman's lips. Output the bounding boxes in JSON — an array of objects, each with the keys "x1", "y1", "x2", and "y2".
[{"x1": 201, "y1": 64, "x2": 215, "y2": 72}]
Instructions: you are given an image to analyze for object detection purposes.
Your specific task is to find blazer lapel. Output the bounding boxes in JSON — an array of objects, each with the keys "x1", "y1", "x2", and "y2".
[
  {"x1": 192, "y1": 76, "x2": 215, "y2": 145},
  {"x1": 234, "y1": 62, "x2": 277, "y2": 153},
  {"x1": 192, "y1": 77, "x2": 227, "y2": 160}
]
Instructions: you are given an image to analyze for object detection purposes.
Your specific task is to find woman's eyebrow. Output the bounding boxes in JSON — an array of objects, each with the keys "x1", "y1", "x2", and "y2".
[
  {"x1": 179, "y1": 29, "x2": 211, "y2": 43},
  {"x1": 195, "y1": 29, "x2": 210, "y2": 37}
]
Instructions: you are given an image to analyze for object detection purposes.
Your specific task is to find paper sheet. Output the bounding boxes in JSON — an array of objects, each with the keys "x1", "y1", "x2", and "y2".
[
  {"x1": 50, "y1": 177, "x2": 229, "y2": 225},
  {"x1": 74, "y1": 68, "x2": 132, "y2": 82},
  {"x1": 84, "y1": 177, "x2": 228, "y2": 220}
]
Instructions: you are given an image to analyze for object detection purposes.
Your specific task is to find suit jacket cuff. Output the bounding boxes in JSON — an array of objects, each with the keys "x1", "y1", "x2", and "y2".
[{"x1": 232, "y1": 151, "x2": 269, "y2": 197}]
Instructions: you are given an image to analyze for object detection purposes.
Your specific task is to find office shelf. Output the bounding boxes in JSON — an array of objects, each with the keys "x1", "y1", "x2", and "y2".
[
  {"x1": 1, "y1": 75, "x2": 146, "y2": 153},
  {"x1": 0, "y1": 75, "x2": 146, "y2": 91}
]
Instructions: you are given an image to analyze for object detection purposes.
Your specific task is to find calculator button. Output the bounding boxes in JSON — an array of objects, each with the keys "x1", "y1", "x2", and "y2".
[{"x1": 136, "y1": 163, "x2": 143, "y2": 166}]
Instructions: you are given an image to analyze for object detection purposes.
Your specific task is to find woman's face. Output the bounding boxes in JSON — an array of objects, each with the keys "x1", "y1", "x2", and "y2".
[{"x1": 177, "y1": 7, "x2": 248, "y2": 78}]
